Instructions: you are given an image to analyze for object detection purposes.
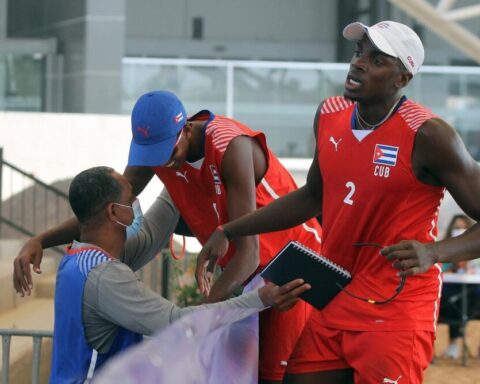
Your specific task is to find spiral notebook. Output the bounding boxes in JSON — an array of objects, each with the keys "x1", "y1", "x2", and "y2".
[{"x1": 260, "y1": 241, "x2": 351, "y2": 310}]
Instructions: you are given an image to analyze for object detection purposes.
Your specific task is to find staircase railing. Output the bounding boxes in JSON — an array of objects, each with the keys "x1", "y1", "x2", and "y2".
[{"x1": 0, "y1": 148, "x2": 70, "y2": 254}]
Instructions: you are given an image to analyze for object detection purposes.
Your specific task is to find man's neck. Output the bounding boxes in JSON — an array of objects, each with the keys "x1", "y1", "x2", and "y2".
[
  {"x1": 186, "y1": 120, "x2": 207, "y2": 162},
  {"x1": 356, "y1": 95, "x2": 403, "y2": 129},
  {"x1": 79, "y1": 226, "x2": 124, "y2": 259}
]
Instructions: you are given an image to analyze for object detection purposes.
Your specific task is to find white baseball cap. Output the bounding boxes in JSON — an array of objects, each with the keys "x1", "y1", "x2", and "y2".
[{"x1": 343, "y1": 20, "x2": 424, "y2": 76}]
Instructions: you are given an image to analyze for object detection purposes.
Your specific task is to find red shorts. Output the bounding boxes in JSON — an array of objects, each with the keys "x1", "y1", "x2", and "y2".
[
  {"x1": 287, "y1": 312, "x2": 435, "y2": 384},
  {"x1": 259, "y1": 300, "x2": 312, "y2": 381}
]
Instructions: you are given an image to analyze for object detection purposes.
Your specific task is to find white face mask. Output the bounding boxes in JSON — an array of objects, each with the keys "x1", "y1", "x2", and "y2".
[
  {"x1": 451, "y1": 228, "x2": 466, "y2": 238},
  {"x1": 113, "y1": 199, "x2": 144, "y2": 239}
]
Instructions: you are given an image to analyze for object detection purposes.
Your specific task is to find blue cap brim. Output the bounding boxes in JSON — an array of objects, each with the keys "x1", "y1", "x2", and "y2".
[{"x1": 127, "y1": 134, "x2": 177, "y2": 167}]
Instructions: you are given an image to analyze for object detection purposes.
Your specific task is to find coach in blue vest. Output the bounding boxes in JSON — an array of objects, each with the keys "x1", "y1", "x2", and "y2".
[{"x1": 50, "y1": 166, "x2": 309, "y2": 383}]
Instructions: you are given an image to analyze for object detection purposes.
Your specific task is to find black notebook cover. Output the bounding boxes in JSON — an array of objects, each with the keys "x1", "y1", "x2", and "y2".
[{"x1": 260, "y1": 241, "x2": 352, "y2": 310}]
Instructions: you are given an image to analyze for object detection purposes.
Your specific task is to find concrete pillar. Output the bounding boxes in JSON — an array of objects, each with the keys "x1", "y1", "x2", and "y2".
[
  {"x1": 6, "y1": 0, "x2": 126, "y2": 114},
  {"x1": 84, "y1": 0, "x2": 126, "y2": 113},
  {"x1": 63, "y1": 0, "x2": 126, "y2": 113},
  {"x1": 0, "y1": 0, "x2": 6, "y2": 38}
]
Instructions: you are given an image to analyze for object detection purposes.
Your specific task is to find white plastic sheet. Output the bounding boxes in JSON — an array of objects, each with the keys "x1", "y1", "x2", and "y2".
[{"x1": 94, "y1": 276, "x2": 264, "y2": 384}]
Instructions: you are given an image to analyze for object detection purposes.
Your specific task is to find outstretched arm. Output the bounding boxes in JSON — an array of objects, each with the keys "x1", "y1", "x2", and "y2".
[
  {"x1": 13, "y1": 165, "x2": 155, "y2": 296},
  {"x1": 91, "y1": 262, "x2": 310, "y2": 338},
  {"x1": 382, "y1": 225, "x2": 480, "y2": 276},
  {"x1": 382, "y1": 118, "x2": 480, "y2": 275},
  {"x1": 221, "y1": 104, "x2": 324, "y2": 238}
]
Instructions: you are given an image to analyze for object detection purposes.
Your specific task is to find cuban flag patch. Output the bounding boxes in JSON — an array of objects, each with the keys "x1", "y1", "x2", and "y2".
[
  {"x1": 174, "y1": 112, "x2": 184, "y2": 124},
  {"x1": 373, "y1": 144, "x2": 399, "y2": 166}
]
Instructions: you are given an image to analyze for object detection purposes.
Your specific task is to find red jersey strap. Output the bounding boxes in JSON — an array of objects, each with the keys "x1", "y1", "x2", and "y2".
[
  {"x1": 397, "y1": 99, "x2": 436, "y2": 132},
  {"x1": 206, "y1": 114, "x2": 270, "y2": 174},
  {"x1": 320, "y1": 97, "x2": 354, "y2": 115},
  {"x1": 65, "y1": 244, "x2": 115, "y2": 260},
  {"x1": 206, "y1": 116, "x2": 247, "y2": 154}
]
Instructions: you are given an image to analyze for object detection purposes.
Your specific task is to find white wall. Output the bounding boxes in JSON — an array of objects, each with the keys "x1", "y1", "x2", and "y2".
[
  {"x1": 0, "y1": 112, "x2": 313, "y2": 209},
  {"x1": 0, "y1": 111, "x2": 164, "y2": 209}
]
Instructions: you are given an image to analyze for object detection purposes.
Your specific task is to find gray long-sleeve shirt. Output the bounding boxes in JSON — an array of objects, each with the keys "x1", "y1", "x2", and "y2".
[{"x1": 80, "y1": 189, "x2": 264, "y2": 353}]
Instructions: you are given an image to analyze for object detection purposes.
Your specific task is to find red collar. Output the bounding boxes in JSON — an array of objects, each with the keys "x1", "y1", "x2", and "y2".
[{"x1": 66, "y1": 244, "x2": 115, "y2": 260}]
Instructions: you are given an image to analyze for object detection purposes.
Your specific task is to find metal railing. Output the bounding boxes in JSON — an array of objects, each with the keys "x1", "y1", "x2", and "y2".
[
  {"x1": 0, "y1": 328, "x2": 53, "y2": 384},
  {"x1": 0, "y1": 148, "x2": 70, "y2": 253},
  {"x1": 122, "y1": 58, "x2": 480, "y2": 159}
]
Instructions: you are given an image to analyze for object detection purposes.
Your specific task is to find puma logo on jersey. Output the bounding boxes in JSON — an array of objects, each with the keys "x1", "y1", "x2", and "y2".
[
  {"x1": 329, "y1": 136, "x2": 342, "y2": 152},
  {"x1": 176, "y1": 171, "x2": 189, "y2": 183},
  {"x1": 383, "y1": 376, "x2": 402, "y2": 384}
]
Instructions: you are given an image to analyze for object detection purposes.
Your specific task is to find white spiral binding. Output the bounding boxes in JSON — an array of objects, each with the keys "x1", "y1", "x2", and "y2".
[{"x1": 292, "y1": 241, "x2": 351, "y2": 279}]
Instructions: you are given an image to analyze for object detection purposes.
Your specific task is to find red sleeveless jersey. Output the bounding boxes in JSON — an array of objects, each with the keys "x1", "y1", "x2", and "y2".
[
  {"x1": 316, "y1": 97, "x2": 444, "y2": 332},
  {"x1": 154, "y1": 111, "x2": 322, "y2": 271}
]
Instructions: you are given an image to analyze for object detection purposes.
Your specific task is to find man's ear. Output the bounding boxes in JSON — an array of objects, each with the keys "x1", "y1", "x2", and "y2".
[
  {"x1": 396, "y1": 71, "x2": 413, "y2": 90},
  {"x1": 182, "y1": 122, "x2": 194, "y2": 138},
  {"x1": 105, "y1": 202, "x2": 116, "y2": 221}
]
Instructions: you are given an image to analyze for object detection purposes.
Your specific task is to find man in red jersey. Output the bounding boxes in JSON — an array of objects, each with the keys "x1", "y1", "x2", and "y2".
[
  {"x1": 13, "y1": 90, "x2": 322, "y2": 384},
  {"x1": 125, "y1": 90, "x2": 322, "y2": 383},
  {"x1": 197, "y1": 21, "x2": 480, "y2": 384}
]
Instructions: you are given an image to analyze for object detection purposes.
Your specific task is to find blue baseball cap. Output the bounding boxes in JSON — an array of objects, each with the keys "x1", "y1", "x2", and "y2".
[{"x1": 128, "y1": 90, "x2": 187, "y2": 166}]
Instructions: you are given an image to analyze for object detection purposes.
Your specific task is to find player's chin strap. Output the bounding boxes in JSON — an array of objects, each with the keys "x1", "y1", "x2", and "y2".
[
  {"x1": 336, "y1": 242, "x2": 407, "y2": 305},
  {"x1": 169, "y1": 234, "x2": 186, "y2": 260}
]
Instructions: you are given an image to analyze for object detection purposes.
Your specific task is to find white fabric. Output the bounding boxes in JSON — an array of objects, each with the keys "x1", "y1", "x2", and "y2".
[
  {"x1": 93, "y1": 276, "x2": 265, "y2": 384},
  {"x1": 352, "y1": 129, "x2": 373, "y2": 142},
  {"x1": 343, "y1": 20, "x2": 424, "y2": 75},
  {"x1": 451, "y1": 228, "x2": 466, "y2": 237},
  {"x1": 85, "y1": 349, "x2": 98, "y2": 383},
  {"x1": 186, "y1": 157, "x2": 204, "y2": 169}
]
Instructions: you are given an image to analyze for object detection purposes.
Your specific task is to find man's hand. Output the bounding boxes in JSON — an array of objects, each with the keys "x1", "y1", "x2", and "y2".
[
  {"x1": 381, "y1": 240, "x2": 439, "y2": 277},
  {"x1": 13, "y1": 238, "x2": 44, "y2": 297},
  {"x1": 258, "y1": 279, "x2": 311, "y2": 311},
  {"x1": 195, "y1": 229, "x2": 230, "y2": 296}
]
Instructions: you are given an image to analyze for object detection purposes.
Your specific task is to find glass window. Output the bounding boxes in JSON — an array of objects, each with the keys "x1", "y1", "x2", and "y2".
[
  {"x1": 122, "y1": 60, "x2": 227, "y2": 116},
  {"x1": 0, "y1": 53, "x2": 44, "y2": 111},
  {"x1": 122, "y1": 59, "x2": 480, "y2": 160}
]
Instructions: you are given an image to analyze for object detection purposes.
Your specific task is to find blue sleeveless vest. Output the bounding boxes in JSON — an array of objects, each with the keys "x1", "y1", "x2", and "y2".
[{"x1": 50, "y1": 246, "x2": 142, "y2": 383}]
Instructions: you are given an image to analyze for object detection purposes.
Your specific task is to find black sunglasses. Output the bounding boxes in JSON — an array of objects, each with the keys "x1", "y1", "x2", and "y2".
[{"x1": 335, "y1": 242, "x2": 406, "y2": 305}]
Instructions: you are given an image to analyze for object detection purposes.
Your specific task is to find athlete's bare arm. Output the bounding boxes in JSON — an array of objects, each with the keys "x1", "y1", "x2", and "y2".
[
  {"x1": 195, "y1": 135, "x2": 265, "y2": 299},
  {"x1": 382, "y1": 118, "x2": 480, "y2": 275},
  {"x1": 13, "y1": 217, "x2": 81, "y2": 296},
  {"x1": 123, "y1": 165, "x2": 154, "y2": 196},
  {"x1": 13, "y1": 166, "x2": 155, "y2": 296},
  {"x1": 196, "y1": 106, "x2": 324, "y2": 288}
]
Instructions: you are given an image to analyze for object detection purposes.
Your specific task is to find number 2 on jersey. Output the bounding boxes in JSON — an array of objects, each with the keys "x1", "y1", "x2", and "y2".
[{"x1": 343, "y1": 181, "x2": 355, "y2": 205}]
